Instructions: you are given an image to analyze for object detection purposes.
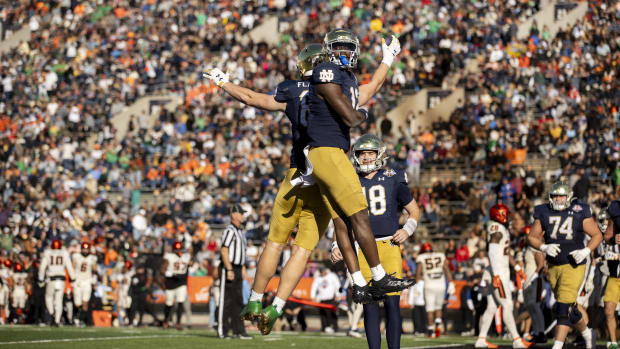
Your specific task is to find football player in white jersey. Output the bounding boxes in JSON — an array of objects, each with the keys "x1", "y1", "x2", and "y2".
[
  {"x1": 475, "y1": 204, "x2": 531, "y2": 348},
  {"x1": 416, "y1": 242, "x2": 454, "y2": 337},
  {"x1": 39, "y1": 239, "x2": 76, "y2": 326},
  {"x1": 11, "y1": 263, "x2": 29, "y2": 323},
  {"x1": 117, "y1": 260, "x2": 134, "y2": 326},
  {"x1": 0, "y1": 259, "x2": 12, "y2": 324},
  {"x1": 160, "y1": 241, "x2": 191, "y2": 329},
  {"x1": 72, "y1": 242, "x2": 97, "y2": 326},
  {"x1": 519, "y1": 226, "x2": 547, "y2": 344}
]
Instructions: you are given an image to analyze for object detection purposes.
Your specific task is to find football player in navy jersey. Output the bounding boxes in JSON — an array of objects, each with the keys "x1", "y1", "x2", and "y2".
[
  {"x1": 204, "y1": 38, "x2": 398, "y2": 335},
  {"x1": 527, "y1": 181, "x2": 602, "y2": 349},
  {"x1": 305, "y1": 28, "x2": 414, "y2": 307},
  {"x1": 331, "y1": 134, "x2": 420, "y2": 349},
  {"x1": 603, "y1": 201, "x2": 620, "y2": 349}
]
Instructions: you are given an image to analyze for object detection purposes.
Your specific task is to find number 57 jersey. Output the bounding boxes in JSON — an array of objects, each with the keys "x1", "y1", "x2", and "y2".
[{"x1": 534, "y1": 200, "x2": 592, "y2": 266}]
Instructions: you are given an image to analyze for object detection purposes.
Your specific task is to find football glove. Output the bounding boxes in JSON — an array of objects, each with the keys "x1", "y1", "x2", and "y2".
[
  {"x1": 381, "y1": 35, "x2": 401, "y2": 67},
  {"x1": 569, "y1": 247, "x2": 591, "y2": 264},
  {"x1": 203, "y1": 68, "x2": 229, "y2": 87},
  {"x1": 540, "y1": 243, "x2": 561, "y2": 257},
  {"x1": 165, "y1": 271, "x2": 173, "y2": 278},
  {"x1": 447, "y1": 281, "x2": 455, "y2": 296}
]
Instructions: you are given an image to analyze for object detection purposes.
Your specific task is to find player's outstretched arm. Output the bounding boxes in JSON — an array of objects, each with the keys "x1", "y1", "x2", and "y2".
[
  {"x1": 316, "y1": 83, "x2": 367, "y2": 127},
  {"x1": 203, "y1": 68, "x2": 285, "y2": 112},
  {"x1": 359, "y1": 35, "x2": 400, "y2": 107}
]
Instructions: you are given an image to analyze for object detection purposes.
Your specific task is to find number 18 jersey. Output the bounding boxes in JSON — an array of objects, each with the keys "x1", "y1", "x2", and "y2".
[
  {"x1": 534, "y1": 201, "x2": 591, "y2": 266},
  {"x1": 416, "y1": 252, "x2": 446, "y2": 283},
  {"x1": 359, "y1": 168, "x2": 413, "y2": 238}
]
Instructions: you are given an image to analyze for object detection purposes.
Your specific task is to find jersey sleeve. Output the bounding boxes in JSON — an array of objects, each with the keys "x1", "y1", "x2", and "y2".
[
  {"x1": 580, "y1": 202, "x2": 592, "y2": 219},
  {"x1": 274, "y1": 81, "x2": 292, "y2": 103},
  {"x1": 533, "y1": 204, "x2": 546, "y2": 222},
  {"x1": 311, "y1": 62, "x2": 346, "y2": 85},
  {"x1": 221, "y1": 228, "x2": 234, "y2": 248},
  {"x1": 395, "y1": 170, "x2": 413, "y2": 207},
  {"x1": 608, "y1": 201, "x2": 620, "y2": 218}
]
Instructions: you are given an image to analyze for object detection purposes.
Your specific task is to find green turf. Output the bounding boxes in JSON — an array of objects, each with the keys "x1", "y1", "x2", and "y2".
[
  {"x1": 0, "y1": 326, "x2": 491, "y2": 348},
  {"x1": 0, "y1": 326, "x2": 608, "y2": 348}
]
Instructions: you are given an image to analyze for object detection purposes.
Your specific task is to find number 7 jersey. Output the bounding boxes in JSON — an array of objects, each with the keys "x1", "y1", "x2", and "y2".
[{"x1": 533, "y1": 200, "x2": 592, "y2": 266}]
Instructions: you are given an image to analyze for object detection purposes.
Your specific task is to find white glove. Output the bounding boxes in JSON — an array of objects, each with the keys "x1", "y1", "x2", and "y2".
[
  {"x1": 381, "y1": 35, "x2": 401, "y2": 67},
  {"x1": 447, "y1": 281, "x2": 455, "y2": 296},
  {"x1": 202, "y1": 68, "x2": 229, "y2": 87},
  {"x1": 569, "y1": 247, "x2": 591, "y2": 264},
  {"x1": 165, "y1": 271, "x2": 173, "y2": 278},
  {"x1": 540, "y1": 243, "x2": 561, "y2": 257}
]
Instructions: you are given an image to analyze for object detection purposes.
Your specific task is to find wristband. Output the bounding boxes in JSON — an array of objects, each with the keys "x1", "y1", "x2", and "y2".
[
  {"x1": 357, "y1": 106, "x2": 369, "y2": 120},
  {"x1": 402, "y1": 218, "x2": 418, "y2": 236}
]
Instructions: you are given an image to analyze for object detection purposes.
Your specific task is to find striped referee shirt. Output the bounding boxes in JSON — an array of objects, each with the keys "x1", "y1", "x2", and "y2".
[{"x1": 221, "y1": 224, "x2": 246, "y2": 266}]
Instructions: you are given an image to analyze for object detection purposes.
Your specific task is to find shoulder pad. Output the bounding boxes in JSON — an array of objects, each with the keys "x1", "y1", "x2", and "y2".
[
  {"x1": 312, "y1": 62, "x2": 343, "y2": 84},
  {"x1": 274, "y1": 80, "x2": 297, "y2": 103}
]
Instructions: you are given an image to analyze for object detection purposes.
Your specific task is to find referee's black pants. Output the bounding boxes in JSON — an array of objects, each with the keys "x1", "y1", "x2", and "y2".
[{"x1": 218, "y1": 265, "x2": 245, "y2": 337}]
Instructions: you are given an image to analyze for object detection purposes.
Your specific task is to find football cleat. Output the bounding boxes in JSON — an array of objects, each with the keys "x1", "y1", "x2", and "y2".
[
  {"x1": 257, "y1": 305, "x2": 282, "y2": 335},
  {"x1": 351, "y1": 284, "x2": 375, "y2": 304},
  {"x1": 532, "y1": 332, "x2": 547, "y2": 344},
  {"x1": 369, "y1": 273, "x2": 415, "y2": 298},
  {"x1": 474, "y1": 338, "x2": 498, "y2": 348},
  {"x1": 608, "y1": 343, "x2": 619, "y2": 349},
  {"x1": 240, "y1": 300, "x2": 262, "y2": 321},
  {"x1": 512, "y1": 337, "x2": 532, "y2": 348}
]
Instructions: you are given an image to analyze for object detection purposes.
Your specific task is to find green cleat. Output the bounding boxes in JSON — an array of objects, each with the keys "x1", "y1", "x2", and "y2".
[
  {"x1": 257, "y1": 305, "x2": 283, "y2": 335},
  {"x1": 609, "y1": 343, "x2": 619, "y2": 349},
  {"x1": 240, "y1": 301, "x2": 262, "y2": 321}
]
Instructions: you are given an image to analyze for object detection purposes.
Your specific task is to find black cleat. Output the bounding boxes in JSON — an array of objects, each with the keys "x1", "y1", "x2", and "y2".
[
  {"x1": 351, "y1": 284, "x2": 375, "y2": 304},
  {"x1": 369, "y1": 273, "x2": 415, "y2": 298},
  {"x1": 532, "y1": 332, "x2": 547, "y2": 344}
]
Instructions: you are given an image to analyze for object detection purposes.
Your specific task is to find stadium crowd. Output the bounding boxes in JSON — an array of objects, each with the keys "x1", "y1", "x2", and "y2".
[{"x1": 0, "y1": 1, "x2": 617, "y2": 346}]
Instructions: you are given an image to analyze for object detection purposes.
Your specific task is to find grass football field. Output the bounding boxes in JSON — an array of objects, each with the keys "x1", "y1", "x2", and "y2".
[{"x1": 0, "y1": 326, "x2": 608, "y2": 348}]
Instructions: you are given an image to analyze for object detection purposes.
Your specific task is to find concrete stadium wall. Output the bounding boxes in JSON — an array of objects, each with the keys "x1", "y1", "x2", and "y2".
[{"x1": 517, "y1": 0, "x2": 588, "y2": 40}]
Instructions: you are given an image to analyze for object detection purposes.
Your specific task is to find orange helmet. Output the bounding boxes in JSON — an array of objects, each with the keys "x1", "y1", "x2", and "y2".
[
  {"x1": 51, "y1": 239, "x2": 62, "y2": 249},
  {"x1": 173, "y1": 241, "x2": 183, "y2": 252},
  {"x1": 490, "y1": 203, "x2": 510, "y2": 225},
  {"x1": 81, "y1": 242, "x2": 91, "y2": 250},
  {"x1": 421, "y1": 242, "x2": 432, "y2": 253},
  {"x1": 124, "y1": 260, "x2": 133, "y2": 270},
  {"x1": 3, "y1": 259, "x2": 11, "y2": 268},
  {"x1": 523, "y1": 225, "x2": 531, "y2": 235},
  {"x1": 13, "y1": 263, "x2": 23, "y2": 272}
]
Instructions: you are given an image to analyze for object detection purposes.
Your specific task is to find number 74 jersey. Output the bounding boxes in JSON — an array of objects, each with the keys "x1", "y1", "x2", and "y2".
[{"x1": 533, "y1": 200, "x2": 592, "y2": 266}]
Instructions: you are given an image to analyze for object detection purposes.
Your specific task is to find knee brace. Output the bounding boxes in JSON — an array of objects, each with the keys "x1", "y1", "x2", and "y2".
[
  {"x1": 569, "y1": 304, "x2": 582, "y2": 324},
  {"x1": 555, "y1": 302, "x2": 571, "y2": 326}
]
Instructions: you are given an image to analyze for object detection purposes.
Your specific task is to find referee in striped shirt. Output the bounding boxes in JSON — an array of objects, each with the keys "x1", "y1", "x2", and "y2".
[{"x1": 217, "y1": 204, "x2": 251, "y2": 339}]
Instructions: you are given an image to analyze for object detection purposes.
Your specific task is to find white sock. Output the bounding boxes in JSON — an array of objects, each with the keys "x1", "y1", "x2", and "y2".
[
  {"x1": 370, "y1": 264, "x2": 386, "y2": 281},
  {"x1": 427, "y1": 326, "x2": 434, "y2": 332},
  {"x1": 552, "y1": 340, "x2": 564, "y2": 349},
  {"x1": 272, "y1": 297, "x2": 286, "y2": 313},
  {"x1": 582, "y1": 328, "x2": 592, "y2": 339},
  {"x1": 435, "y1": 318, "x2": 442, "y2": 325},
  {"x1": 249, "y1": 290, "x2": 263, "y2": 302},
  {"x1": 351, "y1": 271, "x2": 367, "y2": 287}
]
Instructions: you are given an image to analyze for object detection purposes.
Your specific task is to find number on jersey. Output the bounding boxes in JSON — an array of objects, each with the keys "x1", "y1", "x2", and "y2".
[
  {"x1": 424, "y1": 257, "x2": 442, "y2": 270},
  {"x1": 349, "y1": 87, "x2": 359, "y2": 109},
  {"x1": 50, "y1": 255, "x2": 63, "y2": 265},
  {"x1": 362, "y1": 185, "x2": 386, "y2": 215},
  {"x1": 549, "y1": 216, "x2": 573, "y2": 240}
]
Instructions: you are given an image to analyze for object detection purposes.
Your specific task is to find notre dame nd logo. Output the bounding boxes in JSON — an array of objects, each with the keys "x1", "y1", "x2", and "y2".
[{"x1": 319, "y1": 69, "x2": 334, "y2": 82}]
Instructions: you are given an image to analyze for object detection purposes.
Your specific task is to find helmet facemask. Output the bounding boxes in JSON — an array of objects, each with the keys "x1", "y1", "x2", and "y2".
[
  {"x1": 548, "y1": 182, "x2": 573, "y2": 211},
  {"x1": 353, "y1": 148, "x2": 386, "y2": 174},
  {"x1": 324, "y1": 30, "x2": 360, "y2": 69}
]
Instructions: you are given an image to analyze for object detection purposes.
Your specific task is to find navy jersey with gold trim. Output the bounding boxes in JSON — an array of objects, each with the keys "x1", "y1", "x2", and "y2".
[
  {"x1": 307, "y1": 62, "x2": 359, "y2": 150},
  {"x1": 274, "y1": 79, "x2": 310, "y2": 170},
  {"x1": 359, "y1": 168, "x2": 413, "y2": 239},
  {"x1": 607, "y1": 201, "x2": 620, "y2": 277},
  {"x1": 533, "y1": 200, "x2": 592, "y2": 266}
]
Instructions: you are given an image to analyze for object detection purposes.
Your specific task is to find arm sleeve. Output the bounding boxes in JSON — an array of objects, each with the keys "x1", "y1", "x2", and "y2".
[
  {"x1": 311, "y1": 62, "x2": 345, "y2": 85},
  {"x1": 221, "y1": 228, "x2": 233, "y2": 248},
  {"x1": 396, "y1": 170, "x2": 414, "y2": 207},
  {"x1": 533, "y1": 205, "x2": 544, "y2": 222},
  {"x1": 273, "y1": 81, "x2": 290, "y2": 103}
]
